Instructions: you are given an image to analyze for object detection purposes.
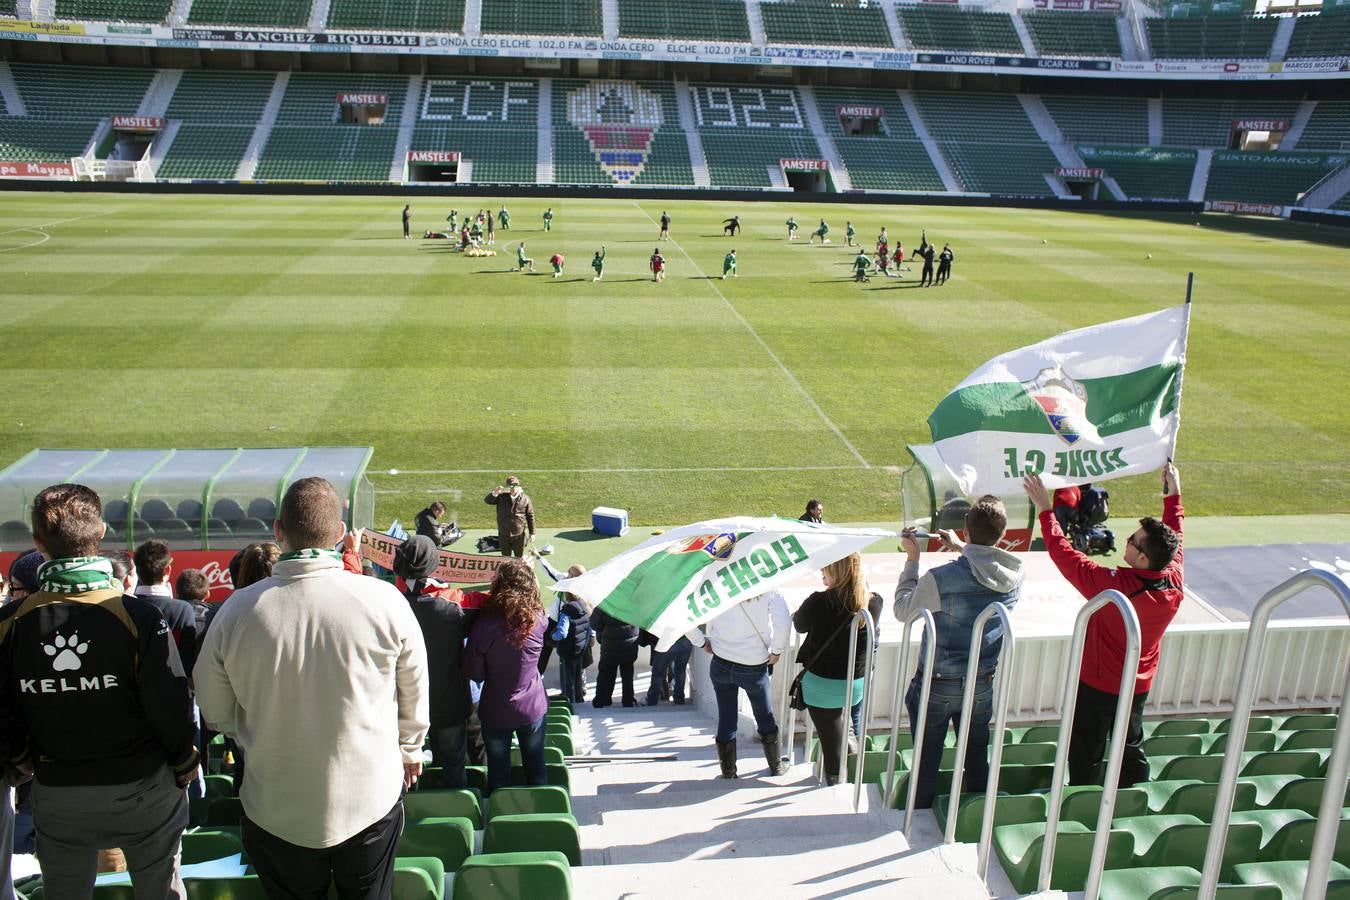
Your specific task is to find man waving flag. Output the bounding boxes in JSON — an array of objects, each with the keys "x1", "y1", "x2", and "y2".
[
  {"x1": 928, "y1": 304, "x2": 1190, "y2": 497},
  {"x1": 553, "y1": 518, "x2": 891, "y2": 651}
]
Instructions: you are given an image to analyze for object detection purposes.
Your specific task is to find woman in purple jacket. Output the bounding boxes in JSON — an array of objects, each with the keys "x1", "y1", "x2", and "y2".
[{"x1": 463, "y1": 558, "x2": 549, "y2": 793}]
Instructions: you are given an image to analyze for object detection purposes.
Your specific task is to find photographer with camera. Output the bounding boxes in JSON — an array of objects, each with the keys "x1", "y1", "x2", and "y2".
[
  {"x1": 416, "y1": 501, "x2": 462, "y2": 548},
  {"x1": 484, "y1": 477, "x2": 535, "y2": 559},
  {"x1": 1024, "y1": 463, "x2": 1184, "y2": 788}
]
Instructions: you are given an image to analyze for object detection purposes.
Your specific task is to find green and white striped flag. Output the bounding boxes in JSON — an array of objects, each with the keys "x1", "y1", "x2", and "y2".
[
  {"x1": 553, "y1": 517, "x2": 892, "y2": 651},
  {"x1": 927, "y1": 304, "x2": 1188, "y2": 497}
]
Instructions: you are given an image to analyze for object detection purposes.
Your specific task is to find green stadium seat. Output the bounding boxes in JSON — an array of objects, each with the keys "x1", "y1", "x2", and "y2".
[
  {"x1": 482, "y1": 813, "x2": 581, "y2": 865},
  {"x1": 202, "y1": 775, "x2": 235, "y2": 799},
  {"x1": 760, "y1": 0, "x2": 892, "y2": 47},
  {"x1": 451, "y1": 851, "x2": 573, "y2": 900},
  {"x1": 843, "y1": 751, "x2": 896, "y2": 785},
  {"x1": 1062, "y1": 786, "x2": 1151, "y2": 827},
  {"x1": 1263, "y1": 817, "x2": 1350, "y2": 864},
  {"x1": 481, "y1": 0, "x2": 600, "y2": 36},
  {"x1": 993, "y1": 820, "x2": 1134, "y2": 893},
  {"x1": 466, "y1": 767, "x2": 489, "y2": 796},
  {"x1": 1101, "y1": 867, "x2": 1282, "y2": 900},
  {"x1": 545, "y1": 732, "x2": 574, "y2": 757},
  {"x1": 486, "y1": 785, "x2": 572, "y2": 821},
  {"x1": 1229, "y1": 808, "x2": 1316, "y2": 846},
  {"x1": 1279, "y1": 714, "x2": 1337, "y2": 731},
  {"x1": 1161, "y1": 783, "x2": 1237, "y2": 820},
  {"x1": 327, "y1": 0, "x2": 464, "y2": 31},
  {"x1": 1000, "y1": 743, "x2": 1057, "y2": 766},
  {"x1": 509, "y1": 746, "x2": 565, "y2": 767},
  {"x1": 1267, "y1": 778, "x2": 1350, "y2": 815},
  {"x1": 1023, "y1": 11, "x2": 1123, "y2": 57},
  {"x1": 92, "y1": 886, "x2": 137, "y2": 900},
  {"x1": 1113, "y1": 815, "x2": 1260, "y2": 879},
  {"x1": 184, "y1": 877, "x2": 269, "y2": 900},
  {"x1": 398, "y1": 819, "x2": 474, "y2": 872},
  {"x1": 54, "y1": 0, "x2": 172, "y2": 23},
  {"x1": 1144, "y1": 735, "x2": 1206, "y2": 757},
  {"x1": 1158, "y1": 755, "x2": 1226, "y2": 783},
  {"x1": 1148, "y1": 719, "x2": 1214, "y2": 737},
  {"x1": 1204, "y1": 732, "x2": 1279, "y2": 755},
  {"x1": 181, "y1": 830, "x2": 244, "y2": 865},
  {"x1": 1241, "y1": 751, "x2": 1324, "y2": 779},
  {"x1": 1146, "y1": 15, "x2": 1278, "y2": 60},
  {"x1": 188, "y1": 0, "x2": 309, "y2": 26},
  {"x1": 899, "y1": 6, "x2": 1023, "y2": 52},
  {"x1": 616, "y1": 0, "x2": 750, "y2": 41},
  {"x1": 405, "y1": 789, "x2": 483, "y2": 828},
  {"x1": 204, "y1": 797, "x2": 244, "y2": 827},
  {"x1": 1235, "y1": 860, "x2": 1350, "y2": 900},
  {"x1": 1021, "y1": 725, "x2": 1062, "y2": 744},
  {"x1": 392, "y1": 858, "x2": 442, "y2": 900},
  {"x1": 1297, "y1": 100, "x2": 1350, "y2": 152},
  {"x1": 933, "y1": 791, "x2": 1048, "y2": 843}
]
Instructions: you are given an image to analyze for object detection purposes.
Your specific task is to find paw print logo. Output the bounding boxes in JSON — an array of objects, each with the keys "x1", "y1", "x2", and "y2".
[{"x1": 43, "y1": 633, "x2": 90, "y2": 672}]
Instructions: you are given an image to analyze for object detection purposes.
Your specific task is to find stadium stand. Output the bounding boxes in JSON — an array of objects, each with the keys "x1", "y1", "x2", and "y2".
[
  {"x1": 1297, "y1": 99, "x2": 1350, "y2": 151},
  {"x1": 157, "y1": 70, "x2": 277, "y2": 180},
  {"x1": 326, "y1": 0, "x2": 465, "y2": 32},
  {"x1": 810, "y1": 86, "x2": 945, "y2": 192},
  {"x1": 616, "y1": 0, "x2": 751, "y2": 40},
  {"x1": 913, "y1": 91, "x2": 1058, "y2": 196},
  {"x1": 1022, "y1": 11, "x2": 1124, "y2": 58},
  {"x1": 1041, "y1": 95, "x2": 1150, "y2": 145},
  {"x1": 410, "y1": 77, "x2": 538, "y2": 183},
  {"x1": 1144, "y1": 15, "x2": 1279, "y2": 60},
  {"x1": 1077, "y1": 145, "x2": 1197, "y2": 201},
  {"x1": 53, "y1": 0, "x2": 171, "y2": 22},
  {"x1": 1285, "y1": 8, "x2": 1350, "y2": 58},
  {"x1": 1205, "y1": 150, "x2": 1343, "y2": 205},
  {"x1": 897, "y1": 6, "x2": 1024, "y2": 53},
  {"x1": 552, "y1": 79, "x2": 694, "y2": 187},
  {"x1": 759, "y1": 0, "x2": 893, "y2": 47},
  {"x1": 1161, "y1": 98, "x2": 1303, "y2": 148},
  {"x1": 690, "y1": 83, "x2": 824, "y2": 188},
  {"x1": 0, "y1": 0, "x2": 14, "y2": 16},
  {"x1": 255, "y1": 73, "x2": 407, "y2": 182},
  {"x1": 187, "y1": 0, "x2": 311, "y2": 27},
  {"x1": 0, "y1": 63, "x2": 154, "y2": 162},
  {"x1": 480, "y1": 0, "x2": 602, "y2": 36}
]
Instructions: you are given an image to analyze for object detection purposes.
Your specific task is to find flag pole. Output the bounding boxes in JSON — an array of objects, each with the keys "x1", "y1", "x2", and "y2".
[{"x1": 1167, "y1": 273, "x2": 1194, "y2": 461}]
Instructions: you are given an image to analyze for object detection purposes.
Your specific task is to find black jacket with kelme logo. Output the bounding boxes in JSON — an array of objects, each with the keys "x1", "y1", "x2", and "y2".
[{"x1": 0, "y1": 589, "x2": 198, "y2": 787}]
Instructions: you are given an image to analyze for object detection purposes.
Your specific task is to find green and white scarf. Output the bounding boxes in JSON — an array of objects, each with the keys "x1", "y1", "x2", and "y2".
[
  {"x1": 278, "y1": 548, "x2": 343, "y2": 563},
  {"x1": 38, "y1": 557, "x2": 119, "y2": 594}
]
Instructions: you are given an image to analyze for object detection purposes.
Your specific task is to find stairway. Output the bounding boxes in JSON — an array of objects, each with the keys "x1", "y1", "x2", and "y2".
[
  {"x1": 235, "y1": 71, "x2": 289, "y2": 181},
  {"x1": 601, "y1": 0, "x2": 619, "y2": 40},
  {"x1": 308, "y1": 0, "x2": 330, "y2": 32},
  {"x1": 463, "y1": 0, "x2": 481, "y2": 36},
  {"x1": 536, "y1": 77, "x2": 555, "y2": 185},
  {"x1": 137, "y1": 69, "x2": 182, "y2": 118},
  {"x1": 1010, "y1": 13, "x2": 1038, "y2": 57},
  {"x1": 1270, "y1": 15, "x2": 1296, "y2": 62},
  {"x1": 168, "y1": 0, "x2": 193, "y2": 26},
  {"x1": 389, "y1": 75, "x2": 423, "y2": 183},
  {"x1": 674, "y1": 79, "x2": 711, "y2": 188},
  {"x1": 897, "y1": 90, "x2": 961, "y2": 194},
  {"x1": 1116, "y1": 14, "x2": 1141, "y2": 61},
  {"x1": 1189, "y1": 148, "x2": 1214, "y2": 202},
  {"x1": 745, "y1": 0, "x2": 767, "y2": 46},
  {"x1": 566, "y1": 699, "x2": 1013, "y2": 898},
  {"x1": 0, "y1": 61, "x2": 27, "y2": 116},
  {"x1": 1147, "y1": 97, "x2": 1164, "y2": 146},
  {"x1": 882, "y1": 0, "x2": 908, "y2": 50},
  {"x1": 142, "y1": 120, "x2": 181, "y2": 179},
  {"x1": 1281, "y1": 100, "x2": 1317, "y2": 150},
  {"x1": 796, "y1": 84, "x2": 851, "y2": 192},
  {"x1": 1299, "y1": 160, "x2": 1350, "y2": 210}
]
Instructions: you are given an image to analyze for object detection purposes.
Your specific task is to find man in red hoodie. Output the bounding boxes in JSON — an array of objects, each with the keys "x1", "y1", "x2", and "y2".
[{"x1": 1024, "y1": 463, "x2": 1183, "y2": 787}]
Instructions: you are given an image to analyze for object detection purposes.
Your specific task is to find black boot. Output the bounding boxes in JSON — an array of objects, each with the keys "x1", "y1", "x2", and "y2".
[
  {"x1": 761, "y1": 730, "x2": 785, "y2": 776},
  {"x1": 715, "y1": 740, "x2": 738, "y2": 779}
]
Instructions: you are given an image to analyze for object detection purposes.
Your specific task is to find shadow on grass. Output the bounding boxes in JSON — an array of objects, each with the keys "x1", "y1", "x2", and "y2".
[{"x1": 554, "y1": 528, "x2": 614, "y2": 542}]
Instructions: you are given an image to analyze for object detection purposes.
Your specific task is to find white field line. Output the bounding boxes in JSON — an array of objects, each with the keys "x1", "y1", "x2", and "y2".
[
  {"x1": 0, "y1": 211, "x2": 117, "y2": 239},
  {"x1": 0, "y1": 229, "x2": 50, "y2": 253},
  {"x1": 375, "y1": 465, "x2": 887, "y2": 478},
  {"x1": 630, "y1": 200, "x2": 872, "y2": 469}
]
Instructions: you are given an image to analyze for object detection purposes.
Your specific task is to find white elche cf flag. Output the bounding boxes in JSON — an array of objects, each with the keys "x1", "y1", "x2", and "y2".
[{"x1": 927, "y1": 304, "x2": 1189, "y2": 496}]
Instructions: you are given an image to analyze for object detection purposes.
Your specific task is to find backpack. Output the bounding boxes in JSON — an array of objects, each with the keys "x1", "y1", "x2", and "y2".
[
  {"x1": 476, "y1": 535, "x2": 500, "y2": 554},
  {"x1": 1077, "y1": 485, "x2": 1110, "y2": 527}
]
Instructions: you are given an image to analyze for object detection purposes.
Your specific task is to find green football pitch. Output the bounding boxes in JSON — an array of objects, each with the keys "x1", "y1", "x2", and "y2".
[{"x1": 1, "y1": 192, "x2": 1346, "y2": 530}]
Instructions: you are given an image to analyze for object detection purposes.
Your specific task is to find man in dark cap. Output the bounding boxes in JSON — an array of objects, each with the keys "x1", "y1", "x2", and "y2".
[
  {"x1": 393, "y1": 536, "x2": 476, "y2": 789},
  {"x1": 5, "y1": 550, "x2": 41, "y2": 607},
  {"x1": 484, "y1": 476, "x2": 535, "y2": 558}
]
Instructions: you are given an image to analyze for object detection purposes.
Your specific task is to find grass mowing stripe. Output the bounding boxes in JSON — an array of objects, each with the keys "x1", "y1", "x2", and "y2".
[{"x1": 630, "y1": 200, "x2": 871, "y2": 469}]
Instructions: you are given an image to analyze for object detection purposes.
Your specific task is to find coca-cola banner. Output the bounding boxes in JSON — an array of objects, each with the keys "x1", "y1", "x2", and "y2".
[
  {"x1": 360, "y1": 530, "x2": 505, "y2": 585},
  {"x1": 0, "y1": 549, "x2": 238, "y2": 599}
]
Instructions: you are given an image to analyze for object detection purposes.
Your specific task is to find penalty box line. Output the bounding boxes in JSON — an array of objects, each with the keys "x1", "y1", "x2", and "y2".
[{"x1": 630, "y1": 200, "x2": 872, "y2": 470}]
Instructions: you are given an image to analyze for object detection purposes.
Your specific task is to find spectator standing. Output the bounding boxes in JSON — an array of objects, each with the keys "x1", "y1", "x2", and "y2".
[
  {"x1": 644, "y1": 636, "x2": 693, "y2": 707},
  {"x1": 462, "y1": 559, "x2": 548, "y2": 793},
  {"x1": 538, "y1": 557, "x2": 592, "y2": 703},
  {"x1": 4, "y1": 551, "x2": 43, "y2": 864},
  {"x1": 792, "y1": 554, "x2": 883, "y2": 785},
  {"x1": 196, "y1": 478, "x2": 428, "y2": 899},
  {"x1": 484, "y1": 476, "x2": 535, "y2": 558},
  {"x1": 0, "y1": 484, "x2": 198, "y2": 898},
  {"x1": 800, "y1": 499, "x2": 823, "y2": 524},
  {"x1": 1024, "y1": 465, "x2": 1185, "y2": 788},
  {"x1": 892, "y1": 498, "x2": 1024, "y2": 810},
  {"x1": 394, "y1": 535, "x2": 475, "y2": 790},
  {"x1": 589, "y1": 606, "x2": 639, "y2": 708},
  {"x1": 133, "y1": 539, "x2": 200, "y2": 675},
  {"x1": 687, "y1": 590, "x2": 790, "y2": 778}
]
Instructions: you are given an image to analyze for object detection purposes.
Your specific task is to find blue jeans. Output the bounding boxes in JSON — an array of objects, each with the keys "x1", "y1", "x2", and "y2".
[
  {"x1": 905, "y1": 672, "x2": 994, "y2": 810},
  {"x1": 646, "y1": 637, "x2": 693, "y2": 705},
  {"x1": 429, "y1": 724, "x2": 468, "y2": 789},
  {"x1": 482, "y1": 714, "x2": 547, "y2": 794},
  {"x1": 709, "y1": 656, "x2": 777, "y2": 743}
]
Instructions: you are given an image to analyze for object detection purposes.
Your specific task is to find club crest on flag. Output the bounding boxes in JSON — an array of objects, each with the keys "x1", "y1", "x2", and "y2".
[
  {"x1": 675, "y1": 532, "x2": 739, "y2": 560},
  {"x1": 1022, "y1": 366, "x2": 1100, "y2": 446},
  {"x1": 566, "y1": 81, "x2": 664, "y2": 185}
]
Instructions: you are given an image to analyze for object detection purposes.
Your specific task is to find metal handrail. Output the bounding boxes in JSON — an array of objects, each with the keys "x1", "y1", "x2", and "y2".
[
  {"x1": 1038, "y1": 589, "x2": 1142, "y2": 898},
  {"x1": 851, "y1": 608, "x2": 878, "y2": 812},
  {"x1": 1198, "y1": 569, "x2": 1350, "y2": 900},
  {"x1": 780, "y1": 625, "x2": 803, "y2": 765},
  {"x1": 885, "y1": 607, "x2": 937, "y2": 837},
  {"x1": 945, "y1": 603, "x2": 1016, "y2": 885}
]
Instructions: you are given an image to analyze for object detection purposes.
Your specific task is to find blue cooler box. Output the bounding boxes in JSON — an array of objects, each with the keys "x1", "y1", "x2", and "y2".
[{"x1": 592, "y1": 506, "x2": 629, "y2": 537}]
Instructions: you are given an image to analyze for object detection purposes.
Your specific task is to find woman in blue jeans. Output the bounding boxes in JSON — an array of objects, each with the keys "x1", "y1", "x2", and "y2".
[{"x1": 463, "y1": 558, "x2": 549, "y2": 793}]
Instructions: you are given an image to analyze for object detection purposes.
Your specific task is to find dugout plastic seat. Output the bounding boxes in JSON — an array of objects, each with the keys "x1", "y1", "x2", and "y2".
[
  {"x1": 486, "y1": 785, "x2": 572, "y2": 821},
  {"x1": 184, "y1": 876, "x2": 268, "y2": 900},
  {"x1": 404, "y1": 788, "x2": 483, "y2": 828},
  {"x1": 246, "y1": 498, "x2": 276, "y2": 520},
  {"x1": 233, "y1": 517, "x2": 272, "y2": 538},
  {"x1": 211, "y1": 498, "x2": 245, "y2": 523},
  {"x1": 104, "y1": 499, "x2": 130, "y2": 523},
  {"x1": 993, "y1": 820, "x2": 1134, "y2": 893},
  {"x1": 933, "y1": 792, "x2": 1048, "y2": 843},
  {"x1": 141, "y1": 499, "x2": 174, "y2": 521},
  {"x1": 181, "y1": 830, "x2": 244, "y2": 865},
  {"x1": 1235, "y1": 860, "x2": 1350, "y2": 900},
  {"x1": 206, "y1": 518, "x2": 233, "y2": 543},
  {"x1": 0, "y1": 520, "x2": 30, "y2": 542},
  {"x1": 483, "y1": 813, "x2": 581, "y2": 866},
  {"x1": 155, "y1": 518, "x2": 196, "y2": 542},
  {"x1": 398, "y1": 819, "x2": 474, "y2": 872},
  {"x1": 450, "y1": 851, "x2": 572, "y2": 900},
  {"x1": 177, "y1": 499, "x2": 204, "y2": 521}
]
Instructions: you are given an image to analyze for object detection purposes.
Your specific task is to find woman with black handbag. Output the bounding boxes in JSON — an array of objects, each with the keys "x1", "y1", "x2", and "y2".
[{"x1": 792, "y1": 553, "x2": 883, "y2": 785}]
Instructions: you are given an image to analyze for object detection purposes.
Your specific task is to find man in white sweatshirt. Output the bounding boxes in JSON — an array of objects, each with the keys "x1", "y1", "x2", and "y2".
[
  {"x1": 195, "y1": 478, "x2": 428, "y2": 898},
  {"x1": 686, "y1": 590, "x2": 790, "y2": 779}
]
